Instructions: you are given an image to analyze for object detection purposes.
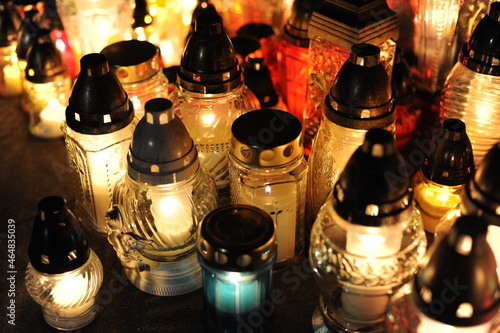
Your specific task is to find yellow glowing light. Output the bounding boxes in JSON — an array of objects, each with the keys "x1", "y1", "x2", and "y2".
[
  {"x1": 202, "y1": 113, "x2": 216, "y2": 127},
  {"x1": 50, "y1": 273, "x2": 88, "y2": 307},
  {"x1": 3, "y1": 62, "x2": 22, "y2": 96}
]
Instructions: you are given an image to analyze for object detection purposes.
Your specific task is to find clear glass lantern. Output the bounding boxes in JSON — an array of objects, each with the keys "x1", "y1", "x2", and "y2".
[
  {"x1": 229, "y1": 109, "x2": 307, "y2": 269},
  {"x1": 106, "y1": 98, "x2": 218, "y2": 296},
  {"x1": 62, "y1": 53, "x2": 135, "y2": 234},
  {"x1": 25, "y1": 196, "x2": 103, "y2": 331},
  {"x1": 101, "y1": 39, "x2": 170, "y2": 120},
  {"x1": 303, "y1": 0, "x2": 398, "y2": 155},
  {"x1": 413, "y1": 119, "x2": 474, "y2": 245},
  {"x1": 24, "y1": 28, "x2": 72, "y2": 139},
  {"x1": 0, "y1": 1, "x2": 22, "y2": 97},
  {"x1": 440, "y1": 2, "x2": 500, "y2": 166},
  {"x1": 386, "y1": 215, "x2": 500, "y2": 333},
  {"x1": 197, "y1": 204, "x2": 277, "y2": 333},
  {"x1": 171, "y1": 11, "x2": 260, "y2": 206},
  {"x1": 309, "y1": 129, "x2": 427, "y2": 333},
  {"x1": 306, "y1": 44, "x2": 396, "y2": 232},
  {"x1": 56, "y1": 0, "x2": 134, "y2": 63}
]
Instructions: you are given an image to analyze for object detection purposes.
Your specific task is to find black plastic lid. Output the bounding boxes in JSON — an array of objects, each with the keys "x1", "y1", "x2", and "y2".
[
  {"x1": 391, "y1": 47, "x2": 416, "y2": 105},
  {"x1": 421, "y1": 119, "x2": 474, "y2": 186},
  {"x1": 197, "y1": 204, "x2": 276, "y2": 272},
  {"x1": 190, "y1": 0, "x2": 217, "y2": 31},
  {"x1": 460, "y1": 2, "x2": 500, "y2": 75},
  {"x1": 0, "y1": 2, "x2": 17, "y2": 47},
  {"x1": 231, "y1": 36, "x2": 261, "y2": 59},
  {"x1": 178, "y1": 12, "x2": 242, "y2": 94},
  {"x1": 65, "y1": 53, "x2": 134, "y2": 134},
  {"x1": 331, "y1": 129, "x2": 411, "y2": 226},
  {"x1": 243, "y1": 57, "x2": 279, "y2": 108},
  {"x1": 128, "y1": 98, "x2": 199, "y2": 185},
  {"x1": 132, "y1": 0, "x2": 152, "y2": 29},
  {"x1": 237, "y1": 23, "x2": 275, "y2": 40},
  {"x1": 28, "y1": 196, "x2": 91, "y2": 274},
  {"x1": 25, "y1": 28, "x2": 67, "y2": 83},
  {"x1": 462, "y1": 142, "x2": 500, "y2": 226},
  {"x1": 15, "y1": 9, "x2": 39, "y2": 60},
  {"x1": 325, "y1": 43, "x2": 395, "y2": 129},
  {"x1": 412, "y1": 215, "x2": 500, "y2": 326},
  {"x1": 283, "y1": 0, "x2": 325, "y2": 47}
]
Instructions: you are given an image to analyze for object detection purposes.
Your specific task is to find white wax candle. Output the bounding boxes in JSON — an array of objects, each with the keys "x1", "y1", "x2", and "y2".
[
  {"x1": 3, "y1": 62, "x2": 23, "y2": 96},
  {"x1": 240, "y1": 182, "x2": 297, "y2": 263},
  {"x1": 38, "y1": 99, "x2": 66, "y2": 138},
  {"x1": 341, "y1": 223, "x2": 404, "y2": 320}
]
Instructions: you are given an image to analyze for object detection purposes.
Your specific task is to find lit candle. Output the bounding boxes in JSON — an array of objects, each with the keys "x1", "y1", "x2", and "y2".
[
  {"x1": 3, "y1": 62, "x2": 22, "y2": 96},
  {"x1": 37, "y1": 99, "x2": 67, "y2": 138}
]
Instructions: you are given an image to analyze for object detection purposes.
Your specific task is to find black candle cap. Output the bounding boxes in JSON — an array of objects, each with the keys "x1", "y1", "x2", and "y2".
[
  {"x1": 197, "y1": 204, "x2": 276, "y2": 271},
  {"x1": 28, "y1": 196, "x2": 91, "y2": 274},
  {"x1": 65, "y1": 53, "x2": 134, "y2": 134},
  {"x1": 460, "y1": 2, "x2": 500, "y2": 75},
  {"x1": 421, "y1": 119, "x2": 474, "y2": 186},
  {"x1": 332, "y1": 129, "x2": 411, "y2": 226},
  {"x1": 325, "y1": 43, "x2": 395, "y2": 130},
  {"x1": 0, "y1": 1, "x2": 17, "y2": 47},
  {"x1": 15, "y1": 9, "x2": 39, "y2": 60},
  {"x1": 127, "y1": 98, "x2": 199, "y2": 185},
  {"x1": 178, "y1": 11, "x2": 242, "y2": 94},
  {"x1": 412, "y1": 215, "x2": 500, "y2": 326},
  {"x1": 243, "y1": 57, "x2": 278, "y2": 108}
]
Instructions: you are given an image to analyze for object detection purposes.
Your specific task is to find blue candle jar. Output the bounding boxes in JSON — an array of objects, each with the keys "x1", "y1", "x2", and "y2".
[{"x1": 197, "y1": 205, "x2": 277, "y2": 333}]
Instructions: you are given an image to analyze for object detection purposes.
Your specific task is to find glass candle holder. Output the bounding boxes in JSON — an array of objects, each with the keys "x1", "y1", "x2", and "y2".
[
  {"x1": 440, "y1": 2, "x2": 500, "y2": 166},
  {"x1": 309, "y1": 129, "x2": 427, "y2": 333},
  {"x1": 303, "y1": 0, "x2": 399, "y2": 155},
  {"x1": 276, "y1": 0, "x2": 323, "y2": 123},
  {"x1": 0, "y1": 1, "x2": 22, "y2": 97},
  {"x1": 24, "y1": 28, "x2": 72, "y2": 139},
  {"x1": 62, "y1": 53, "x2": 135, "y2": 234},
  {"x1": 385, "y1": 215, "x2": 500, "y2": 332},
  {"x1": 106, "y1": 98, "x2": 218, "y2": 296},
  {"x1": 101, "y1": 39, "x2": 169, "y2": 120},
  {"x1": 171, "y1": 11, "x2": 260, "y2": 206},
  {"x1": 229, "y1": 109, "x2": 307, "y2": 269},
  {"x1": 412, "y1": 119, "x2": 474, "y2": 244},
  {"x1": 306, "y1": 44, "x2": 396, "y2": 232},
  {"x1": 25, "y1": 196, "x2": 103, "y2": 331},
  {"x1": 434, "y1": 142, "x2": 500, "y2": 278},
  {"x1": 197, "y1": 204, "x2": 277, "y2": 333},
  {"x1": 56, "y1": 0, "x2": 134, "y2": 63}
]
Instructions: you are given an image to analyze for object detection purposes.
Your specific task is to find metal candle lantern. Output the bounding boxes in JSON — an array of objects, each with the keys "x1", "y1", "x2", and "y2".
[
  {"x1": 440, "y1": 2, "x2": 500, "y2": 166},
  {"x1": 106, "y1": 98, "x2": 218, "y2": 296},
  {"x1": 25, "y1": 196, "x2": 103, "y2": 331},
  {"x1": 413, "y1": 119, "x2": 474, "y2": 243},
  {"x1": 309, "y1": 129, "x2": 427, "y2": 333},
  {"x1": 306, "y1": 43, "x2": 396, "y2": 231},
  {"x1": 101, "y1": 39, "x2": 169, "y2": 120},
  {"x1": 386, "y1": 215, "x2": 500, "y2": 332},
  {"x1": 229, "y1": 109, "x2": 307, "y2": 269},
  {"x1": 62, "y1": 53, "x2": 135, "y2": 234},
  {"x1": 197, "y1": 204, "x2": 277, "y2": 333},
  {"x1": 171, "y1": 11, "x2": 260, "y2": 206},
  {"x1": 303, "y1": 0, "x2": 399, "y2": 154},
  {"x1": 24, "y1": 28, "x2": 72, "y2": 139}
]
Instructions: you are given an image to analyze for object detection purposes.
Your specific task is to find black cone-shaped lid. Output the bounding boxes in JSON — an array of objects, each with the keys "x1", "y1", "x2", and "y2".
[
  {"x1": 65, "y1": 53, "x2": 134, "y2": 134},
  {"x1": 190, "y1": 0, "x2": 217, "y2": 31},
  {"x1": 197, "y1": 204, "x2": 276, "y2": 271},
  {"x1": 28, "y1": 196, "x2": 91, "y2": 274},
  {"x1": 178, "y1": 11, "x2": 242, "y2": 94},
  {"x1": 15, "y1": 9, "x2": 39, "y2": 61},
  {"x1": 391, "y1": 47, "x2": 416, "y2": 105},
  {"x1": 421, "y1": 119, "x2": 474, "y2": 186},
  {"x1": 331, "y1": 129, "x2": 411, "y2": 226},
  {"x1": 25, "y1": 28, "x2": 67, "y2": 83},
  {"x1": 0, "y1": 1, "x2": 17, "y2": 47},
  {"x1": 243, "y1": 57, "x2": 278, "y2": 108},
  {"x1": 132, "y1": 0, "x2": 152, "y2": 29},
  {"x1": 412, "y1": 215, "x2": 500, "y2": 326},
  {"x1": 460, "y1": 2, "x2": 500, "y2": 75},
  {"x1": 283, "y1": 0, "x2": 325, "y2": 47},
  {"x1": 325, "y1": 43, "x2": 395, "y2": 129},
  {"x1": 127, "y1": 98, "x2": 199, "y2": 185},
  {"x1": 462, "y1": 142, "x2": 500, "y2": 226}
]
